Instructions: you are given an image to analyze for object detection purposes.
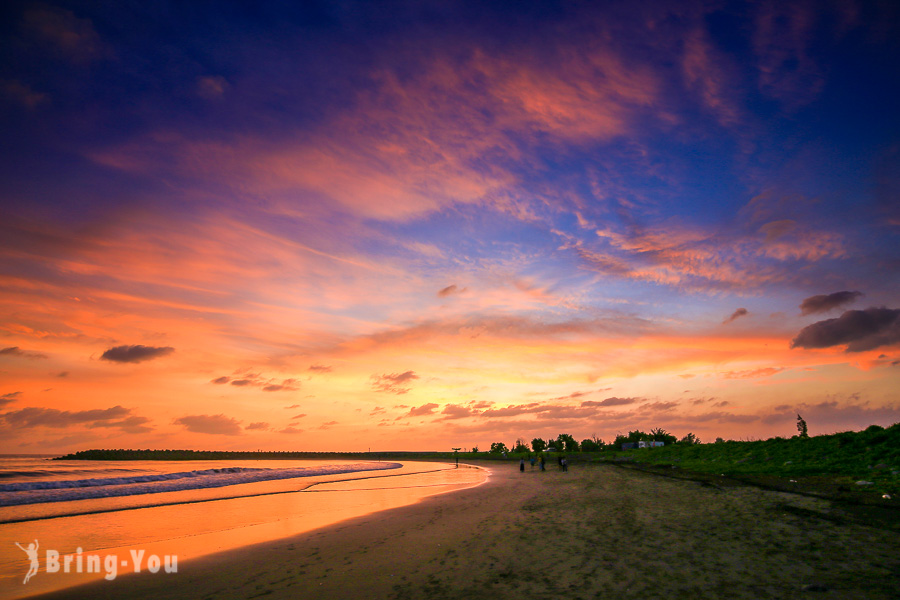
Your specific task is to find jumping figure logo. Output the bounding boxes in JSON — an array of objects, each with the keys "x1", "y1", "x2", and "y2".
[
  {"x1": 14, "y1": 539, "x2": 40, "y2": 584},
  {"x1": 12, "y1": 540, "x2": 177, "y2": 584}
]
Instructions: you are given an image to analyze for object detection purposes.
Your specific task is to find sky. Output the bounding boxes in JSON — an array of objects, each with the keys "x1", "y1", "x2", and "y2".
[{"x1": 1, "y1": 0, "x2": 899, "y2": 453}]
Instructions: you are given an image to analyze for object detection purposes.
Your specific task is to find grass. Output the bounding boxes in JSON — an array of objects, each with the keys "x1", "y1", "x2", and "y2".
[{"x1": 596, "y1": 423, "x2": 900, "y2": 500}]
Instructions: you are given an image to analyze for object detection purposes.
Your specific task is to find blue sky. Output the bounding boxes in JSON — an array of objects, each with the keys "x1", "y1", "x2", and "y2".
[{"x1": 1, "y1": 0, "x2": 898, "y2": 452}]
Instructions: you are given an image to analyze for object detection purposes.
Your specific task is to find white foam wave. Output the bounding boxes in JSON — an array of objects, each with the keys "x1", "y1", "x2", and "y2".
[{"x1": 0, "y1": 462, "x2": 401, "y2": 507}]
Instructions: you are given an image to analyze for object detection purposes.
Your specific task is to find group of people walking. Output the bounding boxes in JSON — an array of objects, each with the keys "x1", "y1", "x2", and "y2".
[{"x1": 519, "y1": 454, "x2": 567, "y2": 472}]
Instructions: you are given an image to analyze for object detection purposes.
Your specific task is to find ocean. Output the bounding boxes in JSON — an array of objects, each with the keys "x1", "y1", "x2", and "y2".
[{"x1": 0, "y1": 455, "x2": 486, "y2": 599}]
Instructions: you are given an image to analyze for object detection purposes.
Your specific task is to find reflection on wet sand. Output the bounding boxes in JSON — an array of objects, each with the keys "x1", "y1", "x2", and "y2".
[{"x1": 0, "y1": 462, "x2": 486, "y2": 599}]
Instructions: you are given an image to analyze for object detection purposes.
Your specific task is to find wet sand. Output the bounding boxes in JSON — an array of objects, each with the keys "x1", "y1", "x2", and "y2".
[{"x1": 32, "y1": 461, "x2": 900, "y2": 600}]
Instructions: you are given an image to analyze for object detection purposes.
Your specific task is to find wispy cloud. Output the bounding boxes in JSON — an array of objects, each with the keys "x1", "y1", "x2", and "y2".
[
  {"x1": 0, "y1": 392, "x2": 22, "y2": 409},
  {"x1": 210, "y1": 373, "x2": 299, "y2": 392},
  {"x1": 438, "y1": 284, "x2": 466, "y2": 298},
  {"x1": 0, "y1": 347, "x2": 47, "y2": 360},
  {"x1": 21, "y1": 5, "x2": 106, "y2": 64},
  {"x1": 723, "y1": 308, "x2": 749, "y2": 324},
  {"x1": 753, "y1": 1, "x2": 825, "y2": 108},
  {"x1": 371, "y1": 371, "x2": 420, "y2": 395},
  {"x1": 1, "y1": 79, "x2": 48, "y2": 109},
  {"x1": 721, "y1": 367, "x2": 787, "y2": 379},
  {"x1": 682, "y1": 26, "x2": 742, "y2": 127}
]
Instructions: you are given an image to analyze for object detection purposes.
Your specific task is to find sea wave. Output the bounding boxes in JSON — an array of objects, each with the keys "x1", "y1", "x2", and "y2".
[
  {"x1": 0, "y1": 466, "x2": 264, "y2": 491},
  {"x1": 0, "y1": 462, "x2": 401, "y2": 507},
  {"x1": 0, "y1": 467, "x2": 147, "y2": 479}
]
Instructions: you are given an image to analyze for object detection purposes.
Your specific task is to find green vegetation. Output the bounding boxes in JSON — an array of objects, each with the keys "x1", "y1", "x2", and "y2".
[
  {"x1": 604, "y1": 423, "x2": 900, "y2": 499},
  {"x1": 483, "y1": 423, "x2": 900, "y2": 500},
  {"x1": 489, "y1": 442, "x2": 509, "y2": 454}
]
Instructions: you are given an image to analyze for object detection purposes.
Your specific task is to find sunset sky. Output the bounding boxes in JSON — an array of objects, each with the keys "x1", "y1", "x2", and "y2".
[{"x1": 1, "y1": 0, "x2": 898, "y2": 453}]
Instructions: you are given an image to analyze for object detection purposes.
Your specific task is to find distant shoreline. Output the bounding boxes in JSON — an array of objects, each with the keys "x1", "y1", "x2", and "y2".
[{"x1": 53, "y1": 449, "x2": 452, "y2": 461}]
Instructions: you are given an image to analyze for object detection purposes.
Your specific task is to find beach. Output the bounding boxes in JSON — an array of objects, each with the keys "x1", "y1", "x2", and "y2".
[{"x1": 27, "y1": 460, "x2": 900, "y2": 600}]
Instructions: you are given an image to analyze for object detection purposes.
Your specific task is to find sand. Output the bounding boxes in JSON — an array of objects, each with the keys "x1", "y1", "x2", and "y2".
[{"x1": 29, "y1": 461, "x2": 900, "y2": 600}]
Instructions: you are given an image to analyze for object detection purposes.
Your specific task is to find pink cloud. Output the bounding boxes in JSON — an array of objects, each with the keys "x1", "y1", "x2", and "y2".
[
  {"x1": 753, "y1": 1, "x2": 824, "y2": 108},
  {"x1": 371, "y1": 371, "x2": 420, "y2": 394},
  {"x1": 22, "y1": 6, "x2": 105, "y2": 64},
  {"x1": 681, "y1": 27, "x2": 742, "y2": 127},
  {"x1": 721, "y1": 367, "x2": 787, "y2": 379}
]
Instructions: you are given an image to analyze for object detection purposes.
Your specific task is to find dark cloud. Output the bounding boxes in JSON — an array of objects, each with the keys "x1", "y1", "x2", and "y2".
[
  {"x1": 723, "y1": 308, "x2": 749, "y2": 324},
  {"x1": 407, "y1": 403, "x2": 439, "y2": 417},
  {"x1": 173, "y1": 414, "x2": 242, "y2": 435},
  {"x1": 689, "y1": 397, "x2": 718, "y2": 405},
  {"x1": 1, "y1": 392, "x2": 22, "y2": 408},
  {"x1": 800, "y1": 291, "x2": 864, "y2": 315},
  {"x1": 642, "y1": 401, "x2": 679, "y2": 412},
  {"x1": 790, "y1": 307, "x2": 900, "y2": 352},
  {"x1": 318, "y1": 420, "x2": 339, "y2": 429},
  {"x1": 0, "y1": 405, "x2": 148, "y2": 433},
  {"x1": 215, "y1": 374, "x2": 298, "y2": 391},
  {"x1": 0, "y1": 346, "x2": 48, "y2": 359},
  {"x1": 291, "y1": 413, "x2": 307, "y2": 419},
  {"x1": 100, "y1": 345, "x2": 174, "y2": 363},
  {"x1": 308, "y1": 364, "x2": 332, "y2": 373},
  {"x1": 245, "y1": 422, "x2": 270, "y2": 431},
  {"x1": 438, "y1": 284, "x2": 466, "y2": 297},
  {"x1": 581, "y1": 397, "x2": 639, "y2": 407},
  {"x1": 371, "y1": 371, "x2": 419, "y2": 394}
]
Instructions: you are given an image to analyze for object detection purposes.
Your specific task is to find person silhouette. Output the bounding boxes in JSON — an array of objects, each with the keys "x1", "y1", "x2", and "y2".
[{"x1": 15, "y1": 539, "x2": 39, "y2": 584}]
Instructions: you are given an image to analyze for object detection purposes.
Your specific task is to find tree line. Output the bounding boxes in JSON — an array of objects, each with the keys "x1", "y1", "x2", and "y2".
[{"x1": 485, "y1": 428, "x2": 702, "y2": 454}]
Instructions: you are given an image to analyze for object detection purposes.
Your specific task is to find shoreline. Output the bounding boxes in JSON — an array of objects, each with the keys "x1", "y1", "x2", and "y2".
[
  {"x1": 2, "y1": 461, "x2": 486, "y2": 600},
  {"x1": 23, "y1": 460, "x2": 900, "y2": 600}
]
